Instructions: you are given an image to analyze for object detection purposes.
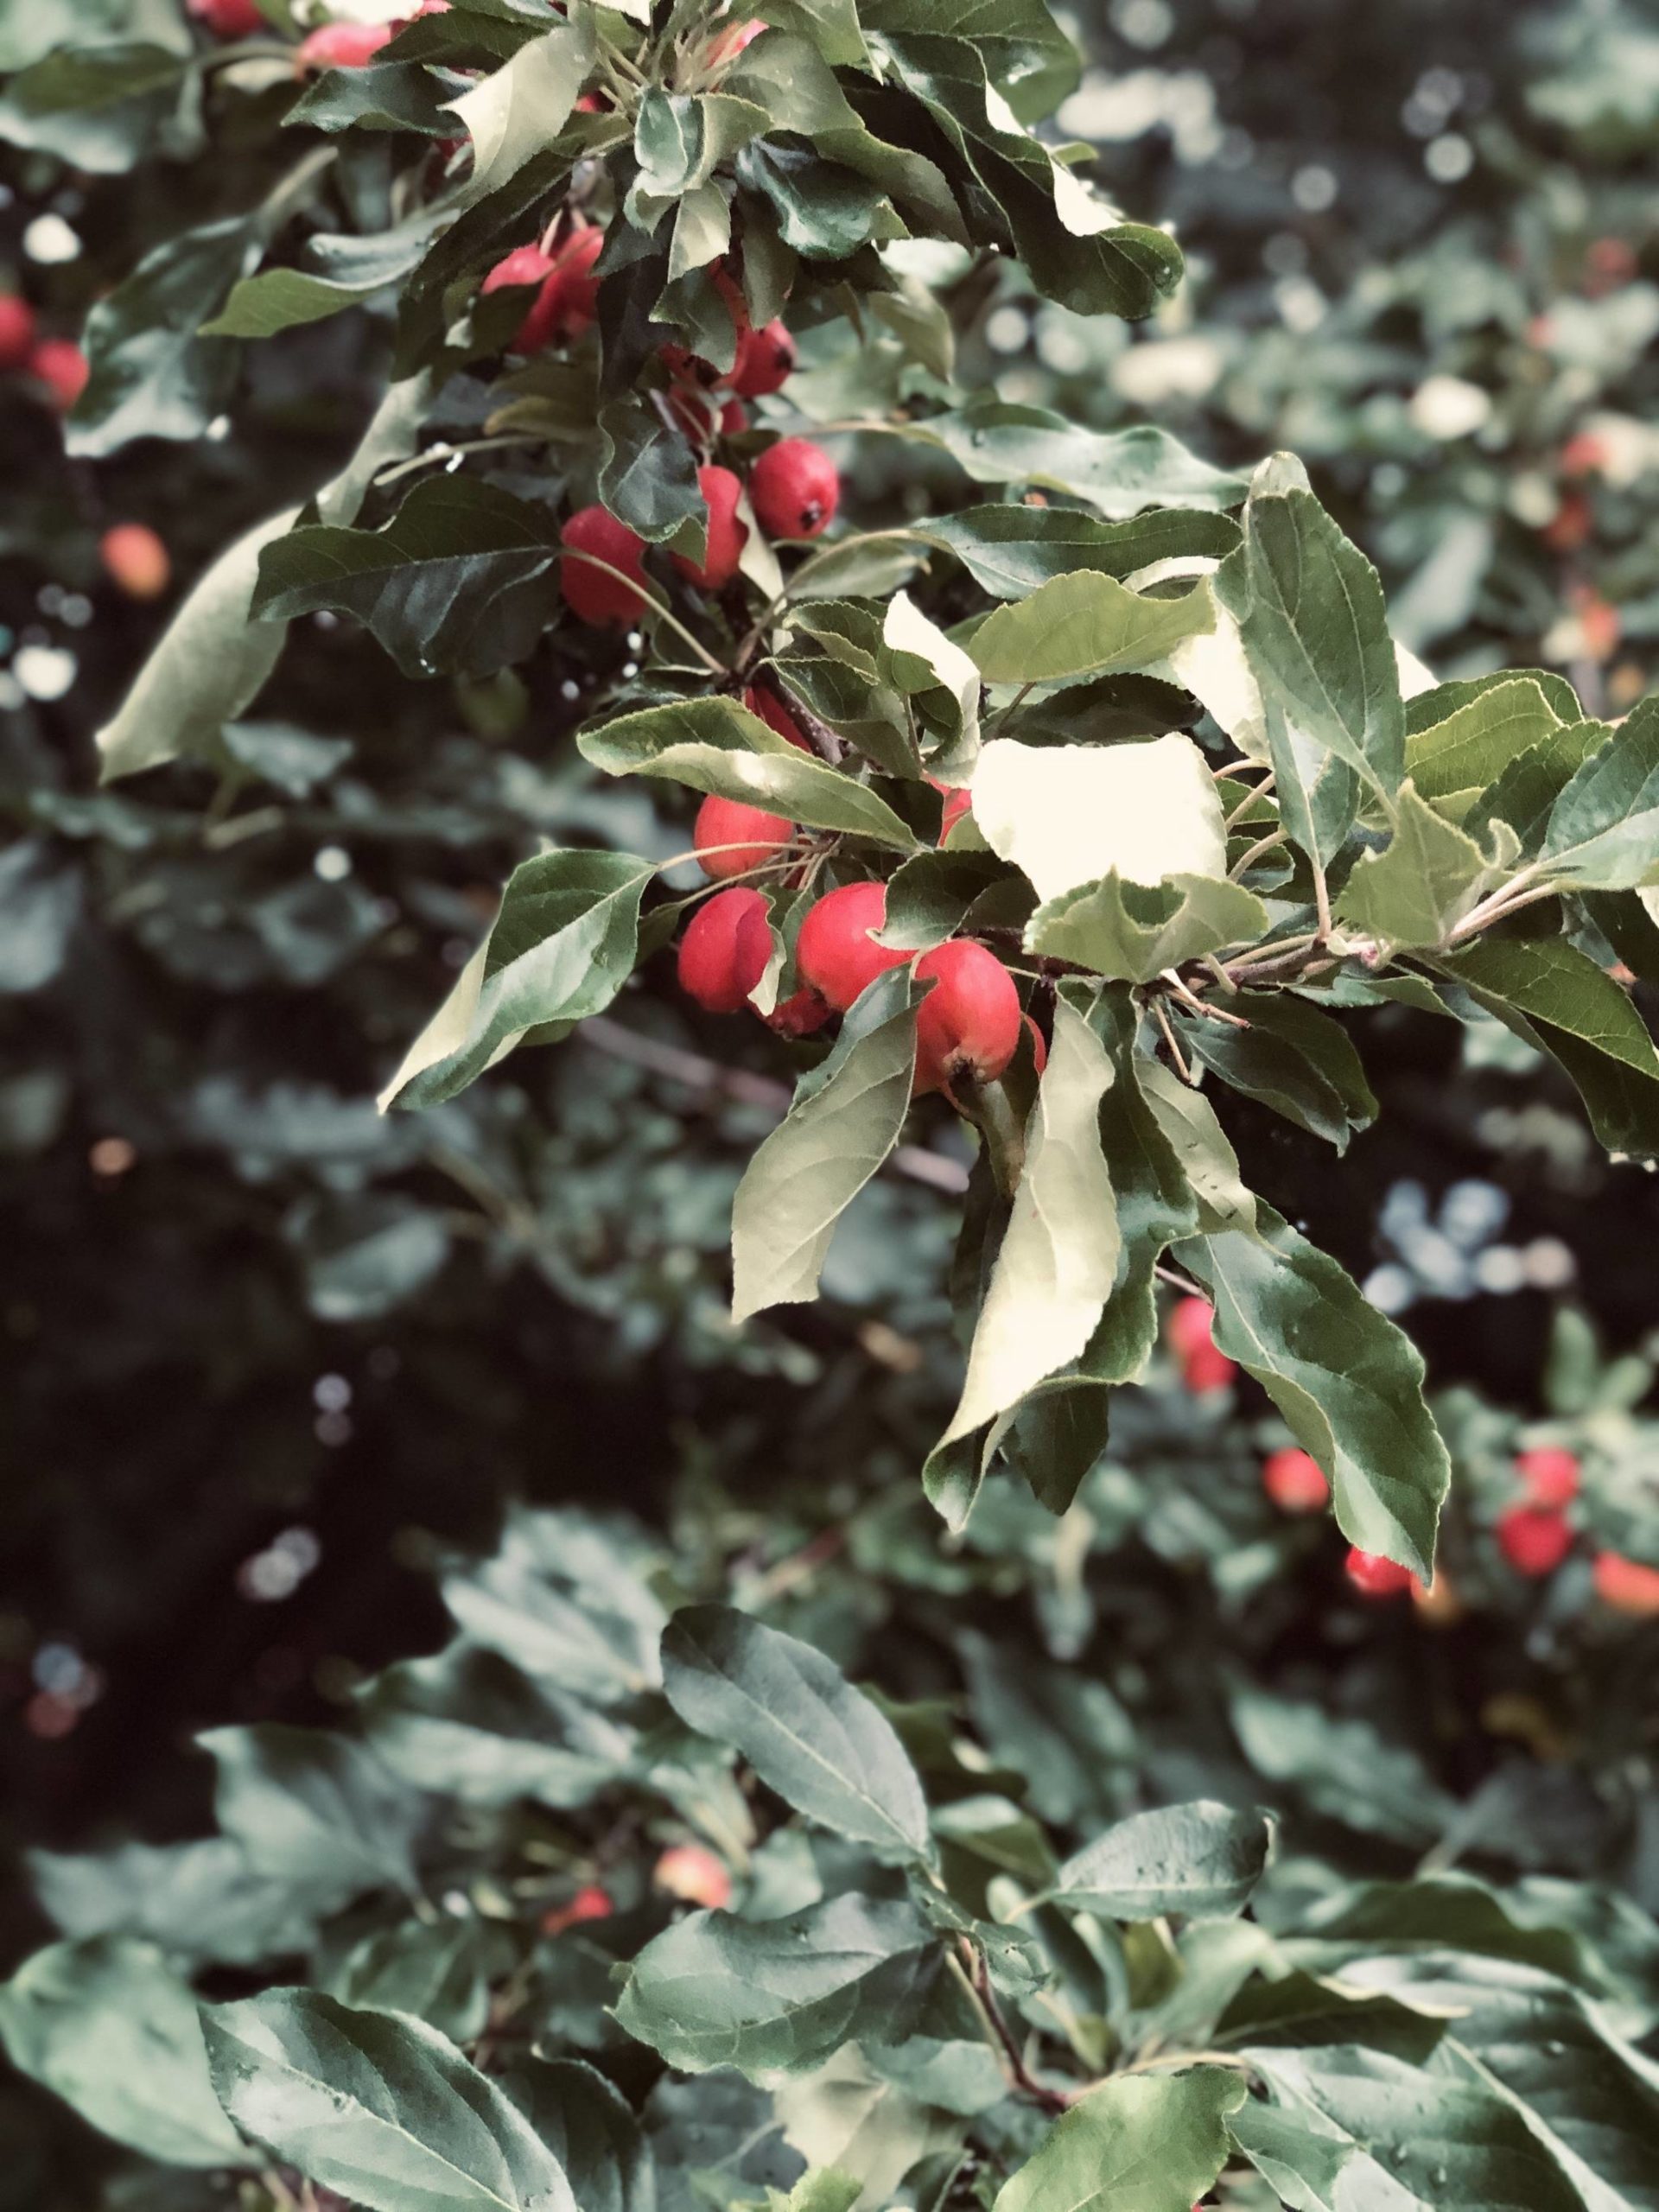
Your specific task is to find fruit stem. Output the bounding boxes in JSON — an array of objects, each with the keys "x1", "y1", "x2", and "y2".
[{"x1": 561, "y1": 549, "x2": 728, "y2": 675}]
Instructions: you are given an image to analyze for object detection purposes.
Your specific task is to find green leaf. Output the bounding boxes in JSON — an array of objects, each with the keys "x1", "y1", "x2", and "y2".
[
  {"x1": 29, "y1": 1839, "x2": 322, "y2": 1970},
  {"x1": 1227, "y1": 1689, "x2": 1456, "y2": 1846},
  {"x1": 1224, "y1": 2101, "x2": 1356, "y2": 2212},
  {"x1": 505, "y1": 2059, "x2": 652, "y2": 2212},
  {"x1": 902, "y1": 398, "x2": 1249, "y2": 518},
  {"x1": 1542, "y1": 696, "x2": 1659, "y2": 889},
  {"x1": 0, "y1": 42, "x2": 192, "y2": 173},
  {"x1": 446, "y1": 17, "x2": 595, "y2": 198},
  {"x1": 289, "y1": 60, "x2": 465, "y2": 135},
  {"x1": 614, "y1": 1895, "x2": 943, "y2": 2078},
  {"x1": 972, "y1": 734, "x2": 1228, "y2": 904},
  {"x1": 1437, "y1": 936, "x2": 1659, "y2": 1158},
  {"x1": 598, "y1": 394, "x2": 706, "y2": 543},
  {"x1": 863, "y1": 0, "x2": 1080, "y2": 121},
  {"x1": 253, "y1": 475, "x2": 563, "y2": 680},
  {"x1": 662, "y1": 1605, "x2": 931, "y2": 1855},
  {"x1": 579, "y1": 699, "x2": 920, "y2": 850},
  {"x1": 941, "y1": 998, "x2": 1119, "y2": 1442},
  {"x1": 736, "y1": 139, "x2": 904, "y2": 258},
  {"x1": 877, "y1": 849, "x2": 1033, "y2": 952},
  {"x1": 202, "y1": 266, "x2": 391, "y2": 340},
  {"x1": 1179, "y1": 1203, "x2": 1449, "y2": 1577},
  {"x1": 202, "y1": 1990, "x2": 577, "y2": 2212},
  {"x1": 0, "y1": 1938, "x2": 246, "y2": 2169},
  {"x1": 731, "y1": 969, "x2": 925, "y2": 1319},
  {"x1": 970, "y1": 571, "x2": 1211, "y2": 684},
  {"x1": 1049, "y1": 1801, "x2": 1273, "y2": 1921},
  {"x1": 440, "y1": 1506, "x2": 665, "y2": 1699},
  {"x1": 924, "y1": 505, "x2": 1239, "y2": 600},
  {"x1": 1138, "y1": 1056, "x2": 1255, "y2": 1234},
  {"x1": 380, "y1": 849, "x2": 653, "y2": 1110},
  {"x1": 1176, "y1": 990, "x2": 1376, "y2": 1152},
  {"x1": 330, "y1": 1920, "x2": 499, "y2": 2046},
  {"x1": 200, "y1": 1725, "x2": 421, "y2": 1911},
  {"x1": 1027, "y1": 871, "x2": 1268, "y2": 983},
  {"x1": 1406, "y1": 669, "x2": 1582, "y2": 734},
  {"x1": 1404, "y1": 676, "x2": 1565, "y2": 810},
  {"x1": 97, "y1": 373, "x2": 432, "y2": 780},
  {"x1": 1335, "y1": 781, "x2": 1495, "y2": 952},
  {"x1": 994, "y1": 2069, "x2": 1247, "y2": 2212}
]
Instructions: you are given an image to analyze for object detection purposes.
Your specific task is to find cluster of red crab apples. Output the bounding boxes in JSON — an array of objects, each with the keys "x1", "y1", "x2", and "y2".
[{"x1": 673, "y1": 690, "x2": 1032, "y2": 1105}]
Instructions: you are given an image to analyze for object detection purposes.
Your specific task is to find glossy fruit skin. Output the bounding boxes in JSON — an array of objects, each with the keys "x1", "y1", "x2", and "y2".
[
  {"x1": 671, "y1": 466, "x2": 748, "y2": 589},
  {"x1": 1166, "y1": 1296, "x2": 1236, "y2": 1393},
  {"x1": 187, "y1": 0, "x2": 266, "y2": 32},
  {"x1": 558, "y1": 505, "x2": 646, "y2": 625},
  {"x1": 29, "y1": 340, "x2": 88, "y2": 412},
  {"x1": 912, "y1": 939, "x2": 1020, "y2": 1096},
  {"x1": 1262, "y1": 1446, "x2": 1331, "y2": 1513},
  {"x1": 1497, "y1": 1504, "x2": 1573, "y2": 1577},
  {"x1": 744, "y1": 684, "x2": 809, "y2": 750},
  {"x1": 296, "y1": 22, "x2": 393, "y2": 69},
  {"x1": 751, "y1": 437, "x2": 840, "y2": 538},
  {"x1": 729, "y1": 319, "x2": 796, "y2": 397},
  {"x1": 483, "y1": 226, "x2": 603, "y2": 352},
  {"x1": 767, "y1": 985, "x2": 833, "y2": 1037},
  {"x1": 1516, "y1": 1446, "x2": 1580, "y2": 1509},
  {"x1": 0, "y1": 295, "x2": 37, "y2": 371},
  {"x1": 677, "y1": 887, "x2": 772, "y2": 1013},
  {"x1": 100, "y1": 524, "x2": 171, "y2": 601},
  {"x1": 693, "y1": 792, "x2": 792, "y2": 880},
  {"x1": 796, "y1": 881, "x2": 906, "y2": 1011},
  {"x1": 1344, "y1": 1547, "x2": 1416, "y2": 1599},
  {"x1": 1593, "y1": 1551, "x2": 1659, "y2": 1615},
  {"x1": 654, "y1": 1843, "x2": 733, "y2": 1908}
]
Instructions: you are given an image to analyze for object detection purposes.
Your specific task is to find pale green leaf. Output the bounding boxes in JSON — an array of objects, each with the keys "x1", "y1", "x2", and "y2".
[
  {"x1": 448, "y1": 19, "x2": 595, "y2": 199},
  {"x1": 1049, "y1": 1801, "x2": 1273, "y2": 1921},
  {"x1": 1027, "y1": 870, "x2": 1267, "y2": 982},
  {"x1": 970, "y1": 570, "x2": 1211, "y2": 684},
  {"x1": 994, "y1": 2069, "x2": 1247, "y2": 2212},
  {"x1": 1335, "y1": 781, "x2": 1495, "y2": 952},
  {"x1": 972, "y1": 735, "x2": 1227, "y2": 903}
]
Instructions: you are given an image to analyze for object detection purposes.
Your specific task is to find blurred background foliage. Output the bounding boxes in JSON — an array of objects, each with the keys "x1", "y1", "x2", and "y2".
[{"x1": 3, "y1": 0, "x2": 1659, "y2": 2136}]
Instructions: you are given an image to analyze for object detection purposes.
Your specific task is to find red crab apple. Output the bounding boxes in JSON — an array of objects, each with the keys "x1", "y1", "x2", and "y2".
[
  {"x1": 558, "y1": 505, "x2": 646, "y2": 624},
  {"x1": 1345, "y1": 1547, "x2": 1417, "y2": 1599},
  {"x1": 1262, "y1": 1446, "x2": 1331, "y2": 1513},
  {"x1": 767, "y1": 985, "x2": 833, "y2": 1037},
  {"x1": 751, "y1": 437, "x2": 839, "y2": 538},
  {"x1": 482, "y1": 225, "x2": 602, "y2": 352},
  {"x1": 1166, "y1": 1295, "x2": 1236, "y2": 1394},
  {"x1": 912, "y1": 939, "x2": 1021, "y2": 1097},
  {"x1": 693, "y1": 792, "x2": 793, "y2": 880},
  {"x1": 100, "y1": 524, "x2": 171, "y2": 601},
  {"x1": 654, "y1": 1843, "x2": 732, "y2": 1908},
  {"x1": 0, "y1": 295, "x2": 37, "y2": 371},
  {"x1": 930, "y1": 777, "x2": 972, "y2": 842},
  {"x1": 730, "y1": 319, "x2": 796, "y2": 397},
  {"x1": 541, "y1": 1884, "x2": 612, "y2": 1936},
  {"x1": 296, "y1": 21, "x2": 393, "y2": 69},
  {"x1": 677, "y1": 887, "x2": 772, "y2": 1013},
  {"x1": 1497, "y1": 1505, "x2": 1573, "y2": 1577},
  {"x1": 720, "y1": 397, "x2": 750, "y2": 435},
  {"x1": 795, "y1": 881, "x2": 907, "y2": 1010},
  {"x1": 744, "y1": 684, "x2": 810, "y2": 749},
  {"x1": 670, "y1": 466, "x2": 748, "y2": 589},
  {"x1": 1592, "y1": 1552, "x2": 1659, "y2": 1615},
  {"x1": 1516, "y1": 1446, "x2": 1580, "y2": 1510},
  {"x1": 29, "y1": 340, "x2": 88, "y2": 411},
  {"x1": 187, "y1": 0, "x2": 267, "y2": 32}
]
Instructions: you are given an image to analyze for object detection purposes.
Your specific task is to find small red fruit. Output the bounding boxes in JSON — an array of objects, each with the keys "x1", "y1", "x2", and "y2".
[
  {"x1": 767, "y1": 985, "x2": 833, "y2": 1037},
  {"x1": 483, "y1": 226, "x2": 602, "y2": 352},
  {"x1": 677, "y1": 887, "x2": 772, "y2": 1014},
  {"x1": 1559, "y1": 431, "x2": 1605, "y2": 479},
  {"x1": 654, "y1": 1843, "x2": 733, "y2": 1909},
  {"x1": 1344, "y1": 1548, "x2": 1417, "y2": 1599},
  {"x1": 542, "y1": 1883, "x2": 613, "y2": 1936},
  {"x1": 1262, "y1": 1446, "x2": 1331, "y2": 1514},
  {"x1": 930, "y1": 778, "x2": 971, "y2": 842},
  {"x1": 100, "y1": 524, "x2": 171, "y2": 601},
  {"x1": 1496, "y1": 1505, "x2": 1573, "y2": 1577},
  {"x1": 744, "y1": 684, "x2": 809, "y2": 750},
  {"x1": 720, "y1": 397, "x2": 750, "y2": 435},
  {"x1": 296, "y1": 21, "x2": 393, "y2": 69},
  {"x1": 693, "y1": 792, "x2": 792, "y2": 880},
  {"x1": 559, "y1": 505, "x2": 646, "y2": 625},
  {"x1": 912, "y1": 939, "x2": 1021, "y2": 1097},
  {"x1": 1516, "y1": 1446, "x2": 1580, "y2": 1510},
  {"x1": 1166, "y1": 1296, "x2": 1236, "y2": 1393},
  {"x1": 751, "y1": 437, "x2": 839, "y2": 539},
  {"x1": 729, "y1": 319, "x2": 796, "y2": 397},
  {"x1": 1592, "y1": 1552, "x2": 1659, "y2": 1616},
  {"x1": 187, "y1": 0, "x2": 267, "y2": 32},
  {"x1": 0, "y1": 294, "x2": 37, "y2": 371},
  {"x1": 661, "y1": 343, "x2": 721, "y2": 388},
  {"x1": 29, "y1": 340, "x2": 88, "y2": 412},
  {"x1": 796, "y1": 881, "x2": 907, "y2": 1011},
  {"x1": 671, "y1": 466, "x2": 748, "y2": 590}
]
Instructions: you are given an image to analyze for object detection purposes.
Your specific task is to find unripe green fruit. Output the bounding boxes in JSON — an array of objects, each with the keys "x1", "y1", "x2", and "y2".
[
  {"x1": 671, "y1": 466, "x2": 748, "y2": 589},
  {"x1": 677, "y1": 887, "x2": 772, "y2": 1013},
  {"x1": 912, "y1": 939, "x2": 1021, "y2": 1096},
  {"x1": 796, "y1": 881, "x2": 906, "y2": 1010},
  {"x1": 559, "y1": 505, "x2": 646, "y2": 625},
  {"x1": 751, "y1": 437, "x2": 840, "y2": 539},
  {"x1": 693, "y1": 793, "x2": 793, "y2": 880}
]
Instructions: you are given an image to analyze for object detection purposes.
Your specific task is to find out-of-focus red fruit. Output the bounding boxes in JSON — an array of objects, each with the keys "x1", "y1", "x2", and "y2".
[
  {"x1": 796, "y1": 881, "x2": 907, "y2": 1010},
  {"x1": 1262, "y1": 1446, "x2": 1331, "y2": 1513},
  {"x1": 751, "y1": 437, "x2": 839, "y2": 538},
  {"x1": 693, "y1": 791, "x2": 792, "y2": 880},
  {"x1": 29, "y1": 340, "x2": 88, "y2": 412},
  {"x1": 1575, "y1": 588, "x2": 1621, "y2": 659},
  {"x1": 720, "y1": 397, "x2": 750, "y2": 435},
  {"x1": 1345, "y1": 1548, "x2": 1417, "y2": 1599},
  {"x1": 744, "y1": 684, "x2": 809, "y2": 750},
  {"x1": 296, "y1": 22, "x2": 393, "y2": 69},
  {"x1": 705, "y1": 15, "x2": 766, "y2": 66},
  {"x1": 654, "y1": 1842, "x2": 733, "y2": 1908},
  {"x1": 100, "y1": 524, "x2": 171, "y2": 601},
  {"x1": 767, "y1": 984, "x2": 833, "y2": 1037},
  {"x1": 1497, "y1": 1504, "x2": 1573, "y2": 1577},
  {"x1": 575, "y1": 91, "x2": 607, "y2": 113},
  {"x1": 1166, "y1": 1297, "x2": 1236, "y2": 1391},
  {"x1": 0, "y1": 294, "x2": 37, "y2": 371},
  {"x1": 1541, "y1": 490, "x2": 1592, "y2": 551},
  {"x1": 1183, "y1": 1342, "x2": 1237, "y2": 1393},
  {"x1": 559, "y1": 505, "x2": 646, "y2": 624},
  {"x1": 1559, "y1": 431, "x2": 1606, "y2": 478},
  {"x1": 541, "y1": 1884, "x2": 613, "y2": 1936},
  {"x1": 1024, "y1": 1014, "x2": 1047, "y2": 1074},
  {"x1": 930, "y1": 778, "x2": 971, "y2": 842},
  {"x1": 1516, "y1": 1446, "x2": 1580, "y2": 1510},
  {"x1": 729, "y1": 319, "x2": 796, "y2": 397},
  {"x1": 677, "y1": 887, "x2": 772, "y2": 1013},
  {"x1": 1592, "y1": 1551, "x2": 1659, "y2": 1615},
  {"x1": 912, "y1": 939, "x2": 1021, "y2": 1097},
  {"x1": 187, "y1": 0, "x2": 267, "y2": 33},
  {"x1": 671, "y1": 465, "x2": 748, "y2": 589},
  {"x1": 483, "y1": 226, "x2": 601, "y2": 353},
  {"x1": 1586, "y1": 237, "x2": 1637, "y2": 288}
]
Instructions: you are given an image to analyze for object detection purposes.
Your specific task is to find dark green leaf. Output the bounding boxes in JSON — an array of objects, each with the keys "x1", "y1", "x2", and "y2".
[
  {"x1": 200, "y1": 1725, "x2": 421, "y2": 1911},
  {"x1": 1176, "y1": 990, "x2": 1377, "y2": 1152},
  {"x1": 0, "y1": 43, "x2": 192, "y2": 173},
  {"x1": 1050, "y1": 1802, "x2": 1273, "y2": 1921},
  {"x1": 924, "y1": 505, "x2": 1238, "y2": 599}
]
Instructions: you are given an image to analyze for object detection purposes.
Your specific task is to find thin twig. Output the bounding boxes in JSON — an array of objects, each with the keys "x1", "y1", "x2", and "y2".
[{"x1": 1149, "y1": 994, "x2": 1195, "y2": 1084}]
